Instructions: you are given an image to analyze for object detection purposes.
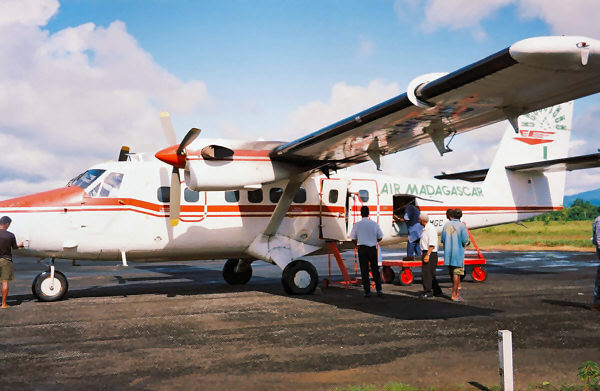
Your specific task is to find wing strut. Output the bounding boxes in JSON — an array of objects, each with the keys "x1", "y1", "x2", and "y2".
[{"x1": 246, "y1": 173, "x2": 320, "y2": 269}]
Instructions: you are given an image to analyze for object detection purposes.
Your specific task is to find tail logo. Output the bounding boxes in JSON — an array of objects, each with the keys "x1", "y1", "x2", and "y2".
[{"x1": 514, "y1": 130, "x2": 555, "y2": 145}]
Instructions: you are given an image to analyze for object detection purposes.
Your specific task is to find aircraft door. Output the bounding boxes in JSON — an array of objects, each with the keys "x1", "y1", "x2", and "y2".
[
  {"x1": 347, "y1": 179, "x2": 380, "y2": 236},
  {"x1": 319, "y1": 178, "x2": 349, "y2": 241}
]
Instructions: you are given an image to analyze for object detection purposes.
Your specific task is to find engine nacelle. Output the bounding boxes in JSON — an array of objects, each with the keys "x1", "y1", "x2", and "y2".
[
  {"x1": 184, "y1": 158, "x2": 299, "y2": 191},
  {"x1": 406, "y1": 72, "x2": 448, "y2": 108}
]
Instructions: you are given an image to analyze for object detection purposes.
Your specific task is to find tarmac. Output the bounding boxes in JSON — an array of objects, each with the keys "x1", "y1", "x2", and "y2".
[{"x1": 1, "y1": 250, "x2": 599, "y2": 390}]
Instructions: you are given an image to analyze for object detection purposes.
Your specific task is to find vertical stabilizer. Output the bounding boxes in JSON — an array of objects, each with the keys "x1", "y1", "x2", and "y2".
[{"x1": 484, "y1": 101, "x2": 573, "y2": 215}]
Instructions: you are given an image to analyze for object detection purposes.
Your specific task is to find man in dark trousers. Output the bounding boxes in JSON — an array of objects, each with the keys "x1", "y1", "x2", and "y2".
[
  {"x1": 419, "y1": 213, "x2": 442, "y2": 299},
  {"x1": 0, "y1": 216, "x2": 23, "y2": 309},
  {"x1": 350, "y1": 206, "x2": 384, "y2": 297}
]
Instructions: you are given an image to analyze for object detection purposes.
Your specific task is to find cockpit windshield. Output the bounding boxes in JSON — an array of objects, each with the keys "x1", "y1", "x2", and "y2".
[
  {"x1": 88, "y1": 172, "x2": 124, "y2": 197},
  {"x1": 67, "y1": 169, "x2": 106, "y2": 189}
]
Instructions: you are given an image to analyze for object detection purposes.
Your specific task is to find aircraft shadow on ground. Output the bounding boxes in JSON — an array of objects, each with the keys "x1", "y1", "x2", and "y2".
[
  {"x1": 10, "y1": 263, "x2": 500, "y2": 320},
  {"x1": 541, "y1": 299, "x2": 592, "y2": 310}
]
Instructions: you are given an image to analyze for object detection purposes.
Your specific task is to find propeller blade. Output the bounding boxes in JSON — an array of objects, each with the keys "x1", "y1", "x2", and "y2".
[
  {"x1": 118, "y1": 146, "x2": 130, "y2": 162},
  {"x1": 170, "y1": 167, "x2": 181, "y2": 226},
  {"x1": 176, "y1": 128, "x2": 201, "y2": 156},
  {"x1": 160, "y1": 112, "x2": 177, "y2": 146}
]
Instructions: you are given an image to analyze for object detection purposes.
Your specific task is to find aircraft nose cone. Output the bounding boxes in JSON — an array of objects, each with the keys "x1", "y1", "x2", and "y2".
[{"x1": 155, "y1": 145, "x2": 186, "y2": 168}]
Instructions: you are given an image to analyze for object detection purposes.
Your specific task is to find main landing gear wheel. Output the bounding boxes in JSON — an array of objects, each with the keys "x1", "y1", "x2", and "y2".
[
  {"x1": 382, "y1": 266, "x2": 395, "y2": 284},
  {"x1": 281, "y1": 260, "x2": 318, "y2": 295},
  {"x1": 399, "y1": 268, "x2": 413, "y2": 286},
  {"x1": 32, "y1": 270, "x2": 69, "y2": 302},
  {"x1": 222, "y1": 259, "x2": 253, "y2": 285}
]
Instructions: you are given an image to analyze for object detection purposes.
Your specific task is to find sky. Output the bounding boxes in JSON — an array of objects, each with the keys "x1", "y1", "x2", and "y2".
[{"x1": 1, "y1": 0, "x2": 600, "y2": 200}]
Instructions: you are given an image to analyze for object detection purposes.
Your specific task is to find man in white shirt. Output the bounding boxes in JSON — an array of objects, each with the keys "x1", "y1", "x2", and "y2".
[
  {"x1": 350, "y1": 206, "x2": 384, "y2": 297},
  {"x1": 419, "y1": 214, "x2": 442, "y2": 299}
]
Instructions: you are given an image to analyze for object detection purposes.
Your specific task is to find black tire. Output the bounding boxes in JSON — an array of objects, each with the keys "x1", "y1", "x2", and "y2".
[
  {"x1": 281, "y1": 260, "x2": 318, "y2": 295},
  {"x1": 382, "y1": 266, "x2": 396, "y2": 284},
  {"x1": 222, "y1": 259, "x2": 252, "y2": 285},
  {"x1": 32, "y1": 270, "x2": 68, "y2": 302}
]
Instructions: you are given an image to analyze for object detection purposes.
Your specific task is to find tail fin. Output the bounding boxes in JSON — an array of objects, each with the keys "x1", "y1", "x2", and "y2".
[{"x1": 484, "y1": 101, "x2": 573, "y2": 211}]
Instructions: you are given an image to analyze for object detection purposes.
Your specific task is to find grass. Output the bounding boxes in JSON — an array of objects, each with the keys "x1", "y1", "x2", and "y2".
[{"x1": 470, "y1": 220, "x2": 596, "y2": 251}]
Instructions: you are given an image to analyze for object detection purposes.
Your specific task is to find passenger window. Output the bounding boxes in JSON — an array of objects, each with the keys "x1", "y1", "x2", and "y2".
[
  {"x1": 157, "y1": 186, "x2": 170, "y2": 202},
  {"x1": 293, "y1": 187, "x2": 306, "y2": 203},
  {"x1": 184, "y1": 188, "x2": 200, "y2": 202},
  {"x1": 328, "y1": 189, "x2": 338, "y2": 203},
  {"x1": 270, "y1": 188, "x2": 283, "y2": 203},
  {"x1": 89, "y1": 172, "x2": 124, "y2": 198},
  {"x1": 225, "y1": 190, "x2": 240, "y2": 203},
  {"x1": 248, "y1": 189, "x2": 263, "y2": 203},
  {"x1": 358, "y1": 189, "x2": 369, "y2": 202}
]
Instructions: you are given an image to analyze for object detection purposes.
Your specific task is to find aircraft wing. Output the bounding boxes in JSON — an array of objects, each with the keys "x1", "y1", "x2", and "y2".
[{"x1": 270, "y1": 36, "x2": 600, "y2": 171}]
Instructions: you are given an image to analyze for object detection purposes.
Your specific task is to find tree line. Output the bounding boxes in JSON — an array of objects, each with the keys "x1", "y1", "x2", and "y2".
[{"x1": 528, "y1": 199, "x2": 600, "y2": 222}]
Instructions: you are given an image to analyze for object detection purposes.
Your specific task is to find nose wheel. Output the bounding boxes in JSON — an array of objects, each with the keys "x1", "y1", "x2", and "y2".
[
  {"x1": 32, "y1": 267, "x2": 69, "y2": 302},
  {"x1": 222, "y1": 258, "x2": 253, "y2": 285}
]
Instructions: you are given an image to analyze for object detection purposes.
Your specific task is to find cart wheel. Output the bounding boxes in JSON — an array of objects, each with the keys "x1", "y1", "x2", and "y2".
[
  {"x1": 322, "y1": 278, "x2": 329, "y2": 289},
  {"x1": 471, "y1": 266, "x2": 487, "y2": 282},
  {"x1": 400, "y1": 268, "x2": 413, "y2": 286},
  {"x1": 381, "y1": 266, "x2": 395, "y2": 284}
]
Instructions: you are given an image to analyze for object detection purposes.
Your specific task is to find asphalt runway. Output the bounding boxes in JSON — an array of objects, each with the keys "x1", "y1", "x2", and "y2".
[{"x1": 1, "y1": 250, "x2": 599, "y2": 390}]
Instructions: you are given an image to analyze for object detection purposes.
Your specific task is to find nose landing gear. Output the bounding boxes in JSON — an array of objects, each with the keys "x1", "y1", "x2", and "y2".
[
  {"x1": 222, "y1": 258, "x2": 253, "y2": 285},
  {"x1": 32, "y1": 258, "x2": 69, "y2": 302}
]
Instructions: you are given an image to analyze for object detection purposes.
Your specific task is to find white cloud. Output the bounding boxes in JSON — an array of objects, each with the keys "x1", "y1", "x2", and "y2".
[
  {"x1": 517, "y1": 0, "x2": 600, "y2": 37},
  {"x1": 287, "y1": 79, "x2": 400, "y2": 138},
  {"x1": 0, "y1": 0, "x2": 59, "y2": 27},
  {"x1": 357, "y1": 35, "x2": 375, "y2": 58},
  {"x1": 564, "y1": 169, "x2": 600, "y2": 195},
  {"x1": 420, "y1": 0, "x2": 513, "y2": 40},
  {"x1": 396, "y1": 0, "x2": 600, "y2": 40},
  {"x1": 0, "y1": 0, "x2": 210, "y2": 200}
]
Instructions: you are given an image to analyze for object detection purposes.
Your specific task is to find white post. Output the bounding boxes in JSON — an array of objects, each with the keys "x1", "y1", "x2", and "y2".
[
  {"x1": 498, "y1": 330, "x2": 514, "y2": 391},
  {"x1": 120, "y1": 250, "x2": 128, "y2": 267}
]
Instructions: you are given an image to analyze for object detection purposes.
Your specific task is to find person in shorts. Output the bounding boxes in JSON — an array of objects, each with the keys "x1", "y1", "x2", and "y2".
[
  {"x1": 0, "y1": 216, "x2": 24, "y2": 308},
  {"x1": 441, "y1": 209, "x2": 469, "y2": 301}
]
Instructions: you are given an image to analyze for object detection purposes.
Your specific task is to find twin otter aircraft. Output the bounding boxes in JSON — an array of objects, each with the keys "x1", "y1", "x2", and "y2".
[{"x1": 3, "y1": 35, "x2": 600, "y2": 301}]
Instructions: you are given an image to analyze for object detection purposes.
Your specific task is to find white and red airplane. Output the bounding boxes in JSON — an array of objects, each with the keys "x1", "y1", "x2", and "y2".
[{"x1": 2, "y1": 35, "x2": 600, "y2": 301}]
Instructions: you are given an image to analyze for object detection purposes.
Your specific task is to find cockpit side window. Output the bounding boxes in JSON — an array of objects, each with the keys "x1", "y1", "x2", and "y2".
[
  {"x1": 89, "y1": 172, "x2": 124, "y2": 198},
  {"x1": 67, "y1": 169, "x2": 105, "y2": 189}
]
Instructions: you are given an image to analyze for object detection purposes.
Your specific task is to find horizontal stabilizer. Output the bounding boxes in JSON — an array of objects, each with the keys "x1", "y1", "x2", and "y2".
[
  {"x1": 506, "y1": 152, "x2": 600, "y2": 173},
  {"x1": 436, "y1": 152, "x2": 600, "y2": 182}
]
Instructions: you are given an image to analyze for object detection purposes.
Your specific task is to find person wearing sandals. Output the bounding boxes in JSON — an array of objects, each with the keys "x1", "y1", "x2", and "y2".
[{"x1": 441, "y1": 208, "x2": 469, "y2": 301}]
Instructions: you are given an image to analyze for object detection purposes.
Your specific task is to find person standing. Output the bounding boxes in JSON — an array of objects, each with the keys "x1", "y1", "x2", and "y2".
[
  {"x1": 0, "y1": 216, "x2": 23, "y2": 309},
  {"x1": 592, "y1": 215, "x2": 600, "y2": 311},
  {"x1": 404, "y1": 201, "x2": 422, "y2": 260},
  {"x1": 419, "y1": 214, "x2": 442, "y2": 299},
  {"x1": 441, "y1": 208, "x2": 469, "y2": 301},
  {"x1": 350, "y1": 206, "x2": 384, "y2": 297}
]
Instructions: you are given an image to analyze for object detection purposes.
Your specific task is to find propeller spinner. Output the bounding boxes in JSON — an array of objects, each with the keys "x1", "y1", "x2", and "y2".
[{"x1": 155, "y1": 112, "x2": 201, "y2": 226}]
